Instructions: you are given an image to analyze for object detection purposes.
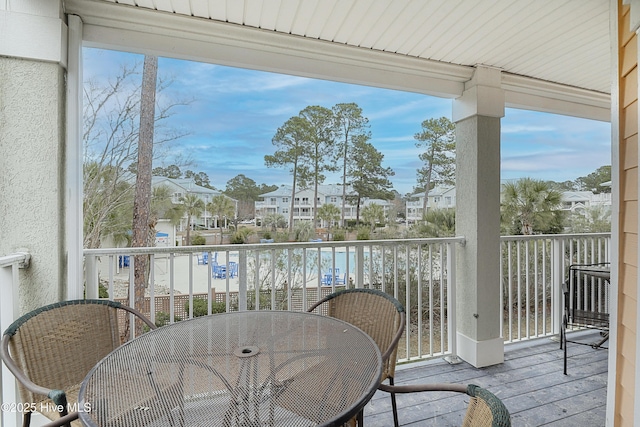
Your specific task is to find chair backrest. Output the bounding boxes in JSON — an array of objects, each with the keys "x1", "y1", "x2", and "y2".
[
  {"x1": 229, "y1": 261, "x2": 238, "y2": 277},
  {"x1": 2, "y1": 300, "x2": 154, "y2": 407},
  {"x1": 463, "y1": 384, "x2": 511, "y2": 427},
  {"x1": 308, "y1": 288, "x2": 405, "y2": 381}
]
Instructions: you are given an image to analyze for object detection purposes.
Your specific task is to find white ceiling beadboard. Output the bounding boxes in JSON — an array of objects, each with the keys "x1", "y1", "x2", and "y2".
[
  {"x1": 73, "y1": 0, "x2": 610, "y2": 94},
  {"x1": 65, "y1": 0, "x2": 612, "y2": 118}
]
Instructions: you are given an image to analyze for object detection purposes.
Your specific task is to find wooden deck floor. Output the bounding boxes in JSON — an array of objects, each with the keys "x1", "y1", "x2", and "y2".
[{"x1": 363, "y1": 331, "x2": 609, "y2": 426}]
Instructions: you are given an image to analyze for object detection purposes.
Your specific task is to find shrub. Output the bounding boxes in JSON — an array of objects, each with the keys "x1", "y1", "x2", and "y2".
[
  {"x1": 356, "y1": 227, "x2": 371, "y2": 240},
  {"x1": 274, "y1": 231, "x2": 290, "y2": 242},
  {"x1": 230, "y1": 232, "x2": 246, "y2": 244},
  {"x1": 154, "y1": 311, "x2": 182, "y2": 327},
  {"x1": 331, "y1": 229, "x2": 346, "y2": 241},
  {"x1": 294, "y1": 221, "x2": 314, "y2": 242},
  {"x1": 184, "y1": 298, "x2": 226, "y2": 317},
  {"x1": 211, "y1": 301, "x2": 226, "y2": 314},
  {"x1": 191, "y1": 234, "x2": 206, "y2": 245},
  {"x1": 98, "y1": 284, "x2": 109, "y2": 298},
  {"x1": 231, "y1": 226, "x2": 252, "y2": 244}
]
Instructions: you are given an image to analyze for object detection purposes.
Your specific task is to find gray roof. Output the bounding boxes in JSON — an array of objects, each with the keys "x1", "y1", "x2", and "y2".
[{"x1": 152, "y1": 177, "x2": 237, "y2": 201}]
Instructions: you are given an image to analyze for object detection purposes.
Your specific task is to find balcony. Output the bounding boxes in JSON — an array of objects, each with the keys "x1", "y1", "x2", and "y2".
[
  {"x1": 364, "y1": 330, "x2": 607, "y2": 425},
  {"x1": 1, "y1": 233, "x2": 610, "y2": 425}
]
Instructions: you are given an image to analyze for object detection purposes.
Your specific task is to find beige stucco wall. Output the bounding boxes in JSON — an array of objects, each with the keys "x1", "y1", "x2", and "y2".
[
  {"x1": 0, "y1": 56, "x2": 67, "y2": 311},
  {"x1": 616, "y1": 3, "x2": 638, "y2": 425}
]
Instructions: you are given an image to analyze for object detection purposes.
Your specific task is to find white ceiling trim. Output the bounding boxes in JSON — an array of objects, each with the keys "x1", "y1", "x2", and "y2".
[
  {"x1": 502, "y1": 74, "x2": 611, "y2": 121},
  {"x1": 65, "y1": 0, "x2": 611, "y2": 121},
  {"x1": 70, "y1": 0, "x2": 471, "y2": 97}
]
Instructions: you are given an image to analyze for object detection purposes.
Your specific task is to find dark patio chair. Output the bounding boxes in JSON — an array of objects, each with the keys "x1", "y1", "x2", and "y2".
[
  {"x1": 560, "y1": 262, "x2": 610, "y2": 375},
  {"x1": 307, "y1": 288, "x2": 405, "y2": 427},
  {"x1": 378, "y1": 383, "x2": 511, "y2": 427},
  {"x1": 1, "y1": 299, "x2": 156, "y2": 427}
]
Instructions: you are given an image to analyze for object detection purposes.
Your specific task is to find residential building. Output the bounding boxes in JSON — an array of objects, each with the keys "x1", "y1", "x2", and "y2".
[
  {"x1": 152, "y1": 176, "x2": 237, "y2": 231},
  {"x1": 561, "y1": 190, "x2": 612, "y2": 215},
  {"x1": 256, "y1": 184, "x2": 392, "y2": 227},
  {"x1": 405, "y1": 186, "x2": 457, "y2": 223},
  {"x1": 407, "y1": 185, "x2": 612, "y2": 223}
]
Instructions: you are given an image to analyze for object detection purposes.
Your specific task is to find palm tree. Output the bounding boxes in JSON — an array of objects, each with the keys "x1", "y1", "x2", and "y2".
[
  {"x1": 414, "y1": 208, "x2": 456, "y2": 237},
  {"x1": 180, "y1": 193, "x2": 205, "y2": 245},
  {"x1": 317, "y1": 203, "x2": 341, "y2": 230},
  {"x1": 208, "y1": 194, "x2": 236, "y2": 243},
  {"x1": 263, "y1": 213, "x2": 287, "y2": 232},
  {"x1": 294, "y1": 221, "x2": 315, "y2": 242},
  {"x1": 361, "y1": 203, "x2": 386, "y2": 232},
  {"x1": 501, "y1": 178, "x2": 564, "y2": 235},
  {"x1": 151, "y1": 185, "x2": 184, "y2": 230}
]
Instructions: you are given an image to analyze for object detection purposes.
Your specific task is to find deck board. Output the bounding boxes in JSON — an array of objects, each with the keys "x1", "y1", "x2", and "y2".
[{"x1": 364, "y1": 331, "x2": 608, "y2": 426}]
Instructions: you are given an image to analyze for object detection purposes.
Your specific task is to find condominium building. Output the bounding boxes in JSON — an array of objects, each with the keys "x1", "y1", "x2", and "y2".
[
  {"x1": 152, "y1": 177, "x2": 237, "y2": 230},
  {"x1": 256, "y1": 184, "x2": 392, "y2": 227},
  {"x1": 405, "y1": 186, "x2": 457, "y2": 223},
  {"x1": 561, "y1": 190, "x2": 612, "y2": 215},
  {"x1": 406, "y1": 185, "x2": 611, "y2": 223}
]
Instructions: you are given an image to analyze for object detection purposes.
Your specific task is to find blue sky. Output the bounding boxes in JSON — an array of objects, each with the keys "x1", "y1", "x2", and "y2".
[{"x1": 84, "y1": 48, "x2": 611, "y2": 195}]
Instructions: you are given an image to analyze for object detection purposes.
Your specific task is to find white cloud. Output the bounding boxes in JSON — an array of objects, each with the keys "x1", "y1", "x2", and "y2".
[
  {"x1": 502, "y1": 149, "x2": 611, "y2": 180},
  {"x1": 178, "y1": 66, "x2": 311, "y2": 94},
  {"x1": 374, "y1": 135, "x2": 415, "y2": 143},
  {"x1": 501, "y1": 124, "x2": 556, "y2": 133}
]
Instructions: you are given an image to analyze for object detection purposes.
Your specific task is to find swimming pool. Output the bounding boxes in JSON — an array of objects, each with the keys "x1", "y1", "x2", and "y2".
[{"x1": 320, "y1": 249, "x2": 357, "y2": 274}]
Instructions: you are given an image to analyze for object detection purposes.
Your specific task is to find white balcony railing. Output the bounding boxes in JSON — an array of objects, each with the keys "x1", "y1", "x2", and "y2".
[
  {"x1": 83, "y1": 233, "x2": 611, "y2": 357},
  {"x1": 84, "y1": 238, "x2": 466, "y2": 362},
  {"x1": 1, "y1": 251, "x2": 31, "y2": 427},
  {"x1": 0, "y1": 233, "x2": 611, "y2": 425},
  {"x1": 500, "y1": 233, "x2": 611, "y2": 343}
]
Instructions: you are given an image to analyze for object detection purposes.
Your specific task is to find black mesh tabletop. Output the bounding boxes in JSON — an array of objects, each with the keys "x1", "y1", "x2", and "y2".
[{"x1": 78, "y1": 311, "x2": 382, "y2": 427}]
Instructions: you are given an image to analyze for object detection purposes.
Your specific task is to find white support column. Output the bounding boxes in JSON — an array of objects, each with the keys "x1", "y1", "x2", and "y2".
[
  {"x1": 452, "y1": 65, "x2": 505, "y2": 368},
  {"x1": 66, "y1": 15, "x2": 84, "y2": 300}
]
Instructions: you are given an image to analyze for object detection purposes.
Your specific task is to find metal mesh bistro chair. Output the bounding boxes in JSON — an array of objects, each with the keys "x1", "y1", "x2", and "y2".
[
  {"x1": 307, "y1": 288, "x2": 406, "y2": 427},
  {"x1": 0, "y1": 299, "x2": 156, "y2": 427},
  {"x1": 378, "y1": 383, "x2": 511, "y2": 427}
]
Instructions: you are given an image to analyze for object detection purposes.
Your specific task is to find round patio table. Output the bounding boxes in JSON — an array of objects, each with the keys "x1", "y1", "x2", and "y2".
[{"x1": 78, "y1": 310, "x2": 382, "y2": 427}]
